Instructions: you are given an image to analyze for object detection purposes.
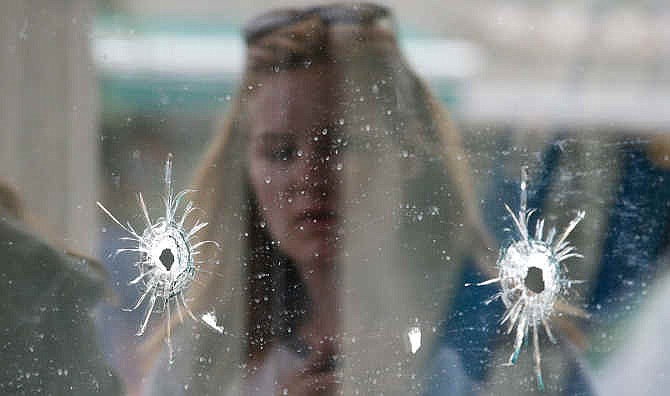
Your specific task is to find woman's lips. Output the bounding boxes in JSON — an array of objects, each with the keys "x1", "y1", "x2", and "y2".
[{"x1": 295, "y1": 208, "x2": 339, "y2": 230}]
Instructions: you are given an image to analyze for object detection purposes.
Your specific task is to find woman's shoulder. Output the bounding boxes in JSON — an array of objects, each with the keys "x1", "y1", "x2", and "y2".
[{"x1": 143, "y1": 331, "x2": 304, "y2": 395}]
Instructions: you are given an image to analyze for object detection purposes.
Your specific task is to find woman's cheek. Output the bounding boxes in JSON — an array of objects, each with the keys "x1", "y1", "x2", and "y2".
[{"x1": 256, "y1": 168, "x2": 290, "y2": 217}]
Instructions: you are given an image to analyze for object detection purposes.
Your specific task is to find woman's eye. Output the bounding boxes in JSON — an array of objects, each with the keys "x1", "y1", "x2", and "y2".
[{"x1": 267, "y1": 144, "x2": 296, "y2": 162}]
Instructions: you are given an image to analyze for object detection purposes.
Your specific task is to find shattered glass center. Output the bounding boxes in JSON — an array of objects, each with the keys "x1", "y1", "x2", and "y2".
[
  {"x1": 160, "y1": 248, "x2": 175, "y2": 270},
  {"x1": 525, "y1": 266, "x2": 545, "y2": 293}
]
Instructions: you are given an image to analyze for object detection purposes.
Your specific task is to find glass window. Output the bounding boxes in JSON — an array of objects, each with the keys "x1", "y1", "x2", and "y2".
[{"x1": 2, "y1": 2, "x2": 669, "y2": 395}]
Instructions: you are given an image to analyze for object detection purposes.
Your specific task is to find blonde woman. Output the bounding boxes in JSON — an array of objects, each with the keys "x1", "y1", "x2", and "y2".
[{"x1": 144, "y1": 4, "x2": 590, "y2": 395}]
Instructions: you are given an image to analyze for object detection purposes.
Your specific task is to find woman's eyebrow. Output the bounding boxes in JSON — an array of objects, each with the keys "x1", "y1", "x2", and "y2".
[{"x1": 256, "y1": 131, "x2": 294, "y2": 144}]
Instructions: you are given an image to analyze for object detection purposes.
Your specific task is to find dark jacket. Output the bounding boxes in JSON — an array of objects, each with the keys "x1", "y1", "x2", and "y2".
[{"x1": 0, "y1": 217, "x2": 123, "y2": 395}]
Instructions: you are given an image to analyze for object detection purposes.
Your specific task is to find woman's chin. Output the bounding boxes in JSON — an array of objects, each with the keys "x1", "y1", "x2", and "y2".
[{"x1": 294, "y1": 240, "x2": 339, "y2": 267}]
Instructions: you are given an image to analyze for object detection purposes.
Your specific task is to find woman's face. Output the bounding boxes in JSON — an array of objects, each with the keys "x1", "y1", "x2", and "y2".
[{"x1": 247, "y1": 64, "x2": 343, "y2": 270}]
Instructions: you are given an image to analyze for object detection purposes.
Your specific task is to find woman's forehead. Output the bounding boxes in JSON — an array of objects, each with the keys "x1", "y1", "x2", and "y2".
[
  {"x1": 252, "y1": 64, "x2": 339, "y2": 100},
  {"x1": 247, "y1": 66, "x2": 342, "y2": 138}
]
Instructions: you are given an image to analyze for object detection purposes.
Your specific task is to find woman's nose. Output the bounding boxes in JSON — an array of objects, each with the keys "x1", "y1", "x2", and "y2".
[{"x1": 291, "y1": 146, "x2": 336, "y2": 195}]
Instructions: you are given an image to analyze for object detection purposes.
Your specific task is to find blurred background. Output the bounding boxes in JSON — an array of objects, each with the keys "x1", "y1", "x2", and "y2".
[{"x1": 1, "y1": 0, "x2": 669, "y2": 394}]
